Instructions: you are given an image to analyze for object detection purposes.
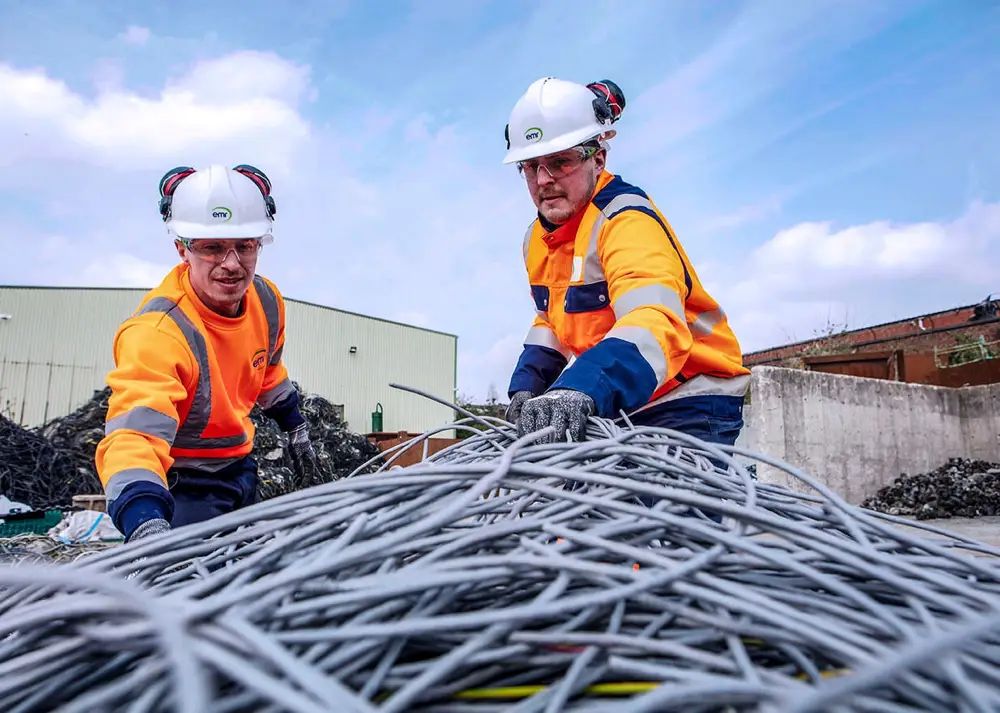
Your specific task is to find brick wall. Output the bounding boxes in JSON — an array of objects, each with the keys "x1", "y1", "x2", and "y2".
[{"x1": 745, "y1": 303, "x2": 1000, "y2": 367}]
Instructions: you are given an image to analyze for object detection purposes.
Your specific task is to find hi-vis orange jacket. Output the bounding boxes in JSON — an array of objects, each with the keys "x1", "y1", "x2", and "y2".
[
  {"x1": 95, "y1": 264, "x2": 299, "y2": 510},
  {"x1": 508, "y1": 171, "x2": 750, "y2": 418}
]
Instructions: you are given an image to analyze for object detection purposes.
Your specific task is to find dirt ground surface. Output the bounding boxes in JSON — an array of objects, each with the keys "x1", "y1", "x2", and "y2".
[{"x1": 898, "y1": 515, "x2": 1000, "y2": 551}]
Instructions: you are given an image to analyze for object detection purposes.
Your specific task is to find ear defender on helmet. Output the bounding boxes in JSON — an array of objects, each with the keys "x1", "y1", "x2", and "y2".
[
  {"x1": 158, "y1": 166, "x2": 196, "y2": 222},
  {"x1": 233, "y1": 164, "x2": 277, "y2": 218},
  {"x1": 588, "y1": 80, "x2": 626, "y2": 125},
  {"x1": 504, "y1": 124, "x2": 511, "y2": 150}
]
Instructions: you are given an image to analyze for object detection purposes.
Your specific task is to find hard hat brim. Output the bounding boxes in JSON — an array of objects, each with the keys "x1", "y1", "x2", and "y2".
[
  {"x1": 502, "y1": 126, "x2": 614, "y2": 165},
  {"x1": 167, "y1": 219, "x2": 274, "y2": 243}
]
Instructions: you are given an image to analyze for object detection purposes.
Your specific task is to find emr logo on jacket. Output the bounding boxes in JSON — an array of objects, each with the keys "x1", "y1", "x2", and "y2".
[{"x1": 252, "y1": 349, "x2": 267, "y2": 369}]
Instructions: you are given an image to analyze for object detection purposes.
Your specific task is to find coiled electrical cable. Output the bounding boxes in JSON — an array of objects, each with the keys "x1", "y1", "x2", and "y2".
[{"x1": 1, "y1": 391, "x2": 1000, "y2": 712}]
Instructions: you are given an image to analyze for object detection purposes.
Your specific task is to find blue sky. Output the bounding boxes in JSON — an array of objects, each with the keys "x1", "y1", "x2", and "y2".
[{"x1": 1, "y1": 0, "x2": 999, "y2": 402}]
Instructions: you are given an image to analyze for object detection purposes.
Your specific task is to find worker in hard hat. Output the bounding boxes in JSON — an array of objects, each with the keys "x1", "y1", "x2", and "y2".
[
  {"x1": 95, "y1": 164, "x2": 316, "y2": 544},
  {"x1": 503, "y1": 77, "x2": 751, "y2": 453}
]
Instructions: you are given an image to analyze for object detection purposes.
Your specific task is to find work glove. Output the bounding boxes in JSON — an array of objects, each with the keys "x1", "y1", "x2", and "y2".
[
  {"x1": 287, "y1": 422, "x2": 320, "y2": 487},
  {"x1": 126, "y1": 517, "x2": 171, "y2": 544},
  {"x1": 288, "y1": 422, "x2": 315, "y2": 460},
  {"x1": 517, "y1": 389, "x2": 596, "y2": 444},
  {"x1": 122, "y1": 517, "x2": 171, "y2": 582},
  {"x1": 505, "y1": 390, "x2": 533, "y2": 424}
]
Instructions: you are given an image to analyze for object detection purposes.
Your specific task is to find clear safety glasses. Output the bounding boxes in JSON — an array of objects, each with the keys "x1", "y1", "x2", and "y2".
[
  {"x1": 180, "y1": 238, "x2": 263, "y2": 264},
  {"x1": 516, "y1": 145, "x2": 599, "y2": 180}
]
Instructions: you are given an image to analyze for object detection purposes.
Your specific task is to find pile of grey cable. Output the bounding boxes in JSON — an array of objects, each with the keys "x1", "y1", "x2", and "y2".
[{"x1": 3, "y1": 410, "x2": 1000, "y2": 713}]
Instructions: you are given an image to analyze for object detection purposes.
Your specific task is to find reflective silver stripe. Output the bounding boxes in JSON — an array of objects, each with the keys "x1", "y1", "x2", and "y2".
[
  {"x1": 581, "y1": 195, "x2": 659, "y2": 285},
  {"x1": 270, "y1": 343, "x2": 284, "y2": 366},
  {"x1": 137, "y1": 297, "x2": 247, "y2": 450},
  {"x1": 106, "y1": 467, "x2": 165, "y2": 504},
  {"x1": 632, "y1": 373, "x2": 751, "y2": 415},
  {"x1": 606, "y1": 325, "x2": 668, "y2": 385},
  {"x1": 253, "y1": 276, "x2": 281, "y2": 366},
  {"x1": 525, "y1": 325, "x2": 572, "y2": 359},
  {"x1": 582, "y1": 211, "x2": 608, "y2": 284},
  {"x1": 522, "y1": 221, "x2": 535, "y2": 265},
  {"x1": 603, "y1": 193, "x2": 656, "y2": 217},
  {"x1": 690, "y1": 308, "x2": 725, "y2": 338},
  {"x1": 612, "y1": 283, "x2": 685, "y2": 322},
  {"x1": 258, "y1": 376, "x2": 296, "y2": 410},
  {"x1": 105, "y1": 405, "x2": 178, "y2": 442},
  {"x1": 170, "y1": 455, "x2": 242, "y2": 472}
]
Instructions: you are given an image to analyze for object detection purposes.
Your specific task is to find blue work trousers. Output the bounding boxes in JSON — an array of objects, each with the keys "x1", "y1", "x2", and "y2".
[{"x1": 167, "y1": 456, "x2": 260, "y2": 528}]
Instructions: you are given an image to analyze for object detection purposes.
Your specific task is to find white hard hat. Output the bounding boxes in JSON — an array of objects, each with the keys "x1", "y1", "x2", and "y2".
[
  {"x1": 158, "y1": 164, "x2": 276, "y2": 243},
  {"x1": 502, "y1": 77, "x2": 625, "y2": 165}
]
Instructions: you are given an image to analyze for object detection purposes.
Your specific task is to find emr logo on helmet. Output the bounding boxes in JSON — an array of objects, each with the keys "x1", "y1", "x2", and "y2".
[
  {"x1": 524, "y1": 127, "x2": 543, "y2": 143},
  {"x1": 211, "y1": 206, "x2": 232, "y2": 221}
]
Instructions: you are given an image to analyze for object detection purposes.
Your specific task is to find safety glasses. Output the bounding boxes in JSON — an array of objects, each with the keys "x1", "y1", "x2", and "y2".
[
  {"x1": 516, "y1": 145, "x2": 599, "y2": 180},
  {"x1": 180, "y1": 238, "x2": 263, "y2": 264}
]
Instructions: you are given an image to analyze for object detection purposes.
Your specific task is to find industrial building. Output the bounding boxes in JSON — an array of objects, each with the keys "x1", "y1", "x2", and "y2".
[
  {"x1": 0, "y1": 285, "x2": 457, "y2": 434},
  {"x1": 742, "y1": 296, "x2": 1000, "y2": 388}
]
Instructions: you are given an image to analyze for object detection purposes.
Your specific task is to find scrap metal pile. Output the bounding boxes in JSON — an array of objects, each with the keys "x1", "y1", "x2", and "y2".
[
  {"x1": 1, "y1": 385, "x2": 381, "y2": 510},
  {"x1": 862, "y1": 457, "x2": 1000, "y2": 520},
  {"x1": 0, "y1": 412, "x2": 99, "y2": 511},
  {"x1": 2, "y1": 413, "x2": 1000, "y2": 712}
]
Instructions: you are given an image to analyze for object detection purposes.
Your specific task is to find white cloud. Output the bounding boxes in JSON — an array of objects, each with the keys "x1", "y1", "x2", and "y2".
[
  {"x1": 707, "y1": 201, "x2": 1000, "y2": 352},
  {"x1": 1, "y1": 8, "x2": 994, "y2": 410},
  {"x1": 119, "y1": 26, "x2": 152, "y2": 47},
  {"x1": 0, "y1": 51, "x2": 311, "y2": 172},
  {"x1": 81, "y1": 254, "x2": 175, "y2": 288},
  {"x1": 456, "y1": 331, "x2": 526, "y2": 402},
  {"x1": 0, "y1": 48, "x2": 534, "y2": 405}
]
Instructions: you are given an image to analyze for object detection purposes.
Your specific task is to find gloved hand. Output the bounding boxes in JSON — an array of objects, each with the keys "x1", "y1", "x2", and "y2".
[
  {"x1": 505, "y1": 390, "x2": 533, "y2": 424},
  {"x1": 287, "y1": 422, "x2": 319, "y2": 487},
  {"x1": 126, "y1": 517, "x2": 171, "y2": 544},
  {"x1": 517, "y1": 389, "x2": 596, "y2": 444},
  {"x1": 287, "y1": 422, "x2": 316, "y2": 461}
]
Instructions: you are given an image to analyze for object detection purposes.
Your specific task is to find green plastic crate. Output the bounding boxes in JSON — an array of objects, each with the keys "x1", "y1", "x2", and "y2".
[{"x1": 0, "y1": 509, "x2": 64, "y2": 538}]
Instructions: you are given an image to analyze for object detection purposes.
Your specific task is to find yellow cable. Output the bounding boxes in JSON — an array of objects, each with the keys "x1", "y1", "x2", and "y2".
[{"x1": 453, "y1": 670, "x2": 850, "y2": 700}]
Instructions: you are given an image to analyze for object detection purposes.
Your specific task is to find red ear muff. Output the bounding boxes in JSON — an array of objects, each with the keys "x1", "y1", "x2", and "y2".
[
  {"x1": 588, "y1": 80, "x2": 626, "y2": 124},
  {"x1": 158, "y1": 166, "x2": 196, "y2": 222},
  {"x1": 233, "y1": 164, "x2": 277, "y2": 218}
]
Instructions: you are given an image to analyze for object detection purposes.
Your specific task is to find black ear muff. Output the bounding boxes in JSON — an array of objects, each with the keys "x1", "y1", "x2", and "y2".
[
  {"x1": 158, "y1": 166, "x2": 196, "y2": 222},
  {"x1": 504, "y1": 124, "x2": 511, "y2": 150},
  {"x1": 233, "y1": 164, "x2": 277, "y2": 218},
  {"x1": 588, "y1": 80, "x2": 626, "y2": 125}
]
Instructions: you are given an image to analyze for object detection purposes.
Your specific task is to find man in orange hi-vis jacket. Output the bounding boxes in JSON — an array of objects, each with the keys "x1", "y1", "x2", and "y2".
[
  {"x1": 502, "y1": 77, "x2": 750, "y2": 459},
  {"x1": 95, "y1": 164, "x2": 315, "y2": 544}
]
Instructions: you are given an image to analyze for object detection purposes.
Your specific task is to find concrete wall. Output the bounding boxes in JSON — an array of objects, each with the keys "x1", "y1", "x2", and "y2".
[{"x1": 742, "y1": 366, "x2": 1000, "y2": 504}]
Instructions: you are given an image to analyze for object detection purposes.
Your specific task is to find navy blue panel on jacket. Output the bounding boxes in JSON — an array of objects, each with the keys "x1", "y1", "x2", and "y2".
[
  {"x1": 508, "y1": 345, "x2": 568, "y2": 397},
  {"x1": 551, "y1": 337, "x2": 658, "y2": 417}
]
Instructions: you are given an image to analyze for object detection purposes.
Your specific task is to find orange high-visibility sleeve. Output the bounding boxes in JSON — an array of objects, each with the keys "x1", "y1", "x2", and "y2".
[
  {"x1": 95, "y1": 319, "x2": 195, "y2": 501},
  {"x1": 599, "y1": 208, "x2": 694, "y2": 380}
]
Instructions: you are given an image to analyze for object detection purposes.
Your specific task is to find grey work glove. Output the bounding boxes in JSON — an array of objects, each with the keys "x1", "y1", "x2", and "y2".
[
  {"x1": 517, "y1": 389, "x2": 596, "y2": 444},
  {"x1": 122, "y1": 517, "x2": 171, "y2": 581},
  {"x1": 505, "y1": 390, "x2": 533, "y2": 424},
  {"x1": 126, "y1": 517, "x2": 171, "y2": 544},
  {"x1": 288, "y1": 422, "x2": 316, "y2": 460},
  {"x1": 287, "y1": 422, "x2": 320, "y2": 487}
]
